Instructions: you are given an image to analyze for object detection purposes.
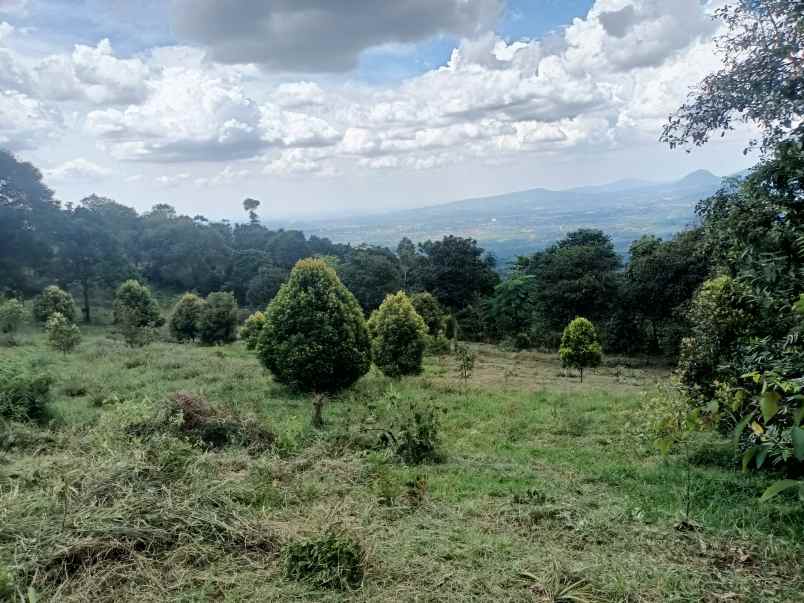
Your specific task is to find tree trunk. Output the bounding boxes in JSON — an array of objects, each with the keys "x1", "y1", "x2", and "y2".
[
  {"x1": 579, "y1": 367, "x2": 584, "y2": 383},
  {"x1": 312, "y1": 394, "x2": 325, "y2": 428},
  {"x1": 82, "y1": 279, "x2": 91, "y2": 324}
]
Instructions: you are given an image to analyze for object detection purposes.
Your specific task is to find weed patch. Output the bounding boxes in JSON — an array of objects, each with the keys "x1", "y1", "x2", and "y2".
[
  {"x1": 129, "y1": 392, "x2": 276, "y2": 453},
  {"x1": 282, "y1": 531, "x2": 365, "y2": 590}
]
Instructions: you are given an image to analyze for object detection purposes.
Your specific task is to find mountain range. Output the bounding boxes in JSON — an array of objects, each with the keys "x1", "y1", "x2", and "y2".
[{"x1": 281, "y1": 169, "x2": 725, "y2": 263}]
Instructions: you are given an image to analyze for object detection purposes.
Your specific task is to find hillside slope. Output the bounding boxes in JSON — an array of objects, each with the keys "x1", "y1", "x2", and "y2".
[{"x1": 290, "y1": 170, "x2": 724, "y2": 262}]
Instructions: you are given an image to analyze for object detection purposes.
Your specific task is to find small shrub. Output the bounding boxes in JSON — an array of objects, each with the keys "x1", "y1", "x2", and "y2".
[
  {"x1": 32, "y1": 285, "x2": 77, "y2": 323},
  {"x1": 169, "y1": 293, "x2": 205, "y2": 342},
  {"x1": 368, "y1": 291, "x2": 427, "y2": 378},
  {"x1": 114, "y1": 280, "x2": 163, "y2": 347},
  {"x1": 282, "y1": 532, "x2": 365, "y2": 590},
  {"x1": 0, "y1": 361, "x2": 52, "y2": 423},
  {"x1": 199, "y1": 291, "x2": 238, "y2": 345},
  {"x1": 455, "y1": 344, "x2": 476, "y2": 386},
  {"x1": 388, "y1": 399, "x2": 445, "y2": 465},
  {"x1": 46, "y1": 312, "x2": 81, "y2": 354},
  {"x1": 559, "y1": 317, "x2": 602, "y2": 382},
  {"x1": 257, "y1": 258, "x2": 371, "y2": 404},
  {"x1": 0, "y1": 298, "x2": 25, "y2": 339},
  {"x1": 404, "y1": 474, "x2": 429, "y2": 506},
  {"x1": 240, "y1": 311, "x2": 266, "y2": 350},
  {"x1": 425, "y1": 334, "x2": 451, "y2": 356}
]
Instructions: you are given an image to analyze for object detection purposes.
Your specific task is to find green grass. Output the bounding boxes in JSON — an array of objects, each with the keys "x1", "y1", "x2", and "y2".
[{"x1": 1, "y1": 327, "x2": 802, "y2": 602}]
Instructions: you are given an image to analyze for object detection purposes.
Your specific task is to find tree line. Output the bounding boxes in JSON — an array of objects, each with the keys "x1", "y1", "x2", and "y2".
[{"x1": 1, "y1": 146, "x2": 714, "y2": 358}]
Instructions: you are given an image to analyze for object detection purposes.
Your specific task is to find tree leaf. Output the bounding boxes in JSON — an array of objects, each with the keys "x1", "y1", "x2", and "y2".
[
  {"x1": 759, "y1": 390, "x2": 780, "y2": 423},
  {"x1": 732, "y1": 412, "x2": 754, "y2": 445},
  {"x1": 742, "y1": 446, "x2": 758, "y2": 472},
  {"x1": 759, "y1": 480, "x2": 802, "y2": 502},
  {"x1": 792, "y1": 426, "x2": 804, "y2": 462},
  {"x1": 794, "y1": 293, "x2": 804, "y2": 315},
  {"x1": 654, "y1": 437, "x2": 674, "y2": 456},
  {"x1": 794, "y1": 405, "x2": 804, "y2": 426},
  {"x1": 755, "y1": 446, "x2": 769, "y2": 469}
]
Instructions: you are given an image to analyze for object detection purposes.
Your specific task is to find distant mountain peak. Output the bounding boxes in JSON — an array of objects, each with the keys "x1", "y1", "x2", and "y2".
[{"x1": 676, "y1": 169, "x2": 720, "y2": 187}]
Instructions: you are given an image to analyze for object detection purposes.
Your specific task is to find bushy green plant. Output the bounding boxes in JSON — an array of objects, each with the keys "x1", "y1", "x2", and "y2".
[
  {"x1": 257, "y1": 258, "x2": 371, "y2": 398},
  {"x1": 282, "y1": 532, "x2": 365, "y2": 590},
  {"x1": 0, "y1": 360, "x2": 52, "y2": 422},
  {"x1": 425, "y1": 334, "x2": 451, "y2": 356},
  {"x1": 168, "y1": 293, "x2": 205, "y2": 342},
  {"x1": 199, "y1": 291, "x2": 238, "y2": 345},
  {"x1": 559, "y1": 317, "x2": 602, "y2": 382},
  {"x1": 113, "y1": 280, "x2": 163, "y2": 347},
  {"x1": 678, "y1": 276, "x2": 755, "y2": 402},
  {"x1": 410, "y1": 292, "x2": 445, "y2": 337},
  {"x1": 32, "y1": 285, "x2": 77, "y2": 323},
  {"x1": 391, "y1": 399, "x2": 445, "y2": 464},
  {"x1": 240, "y1": 311, "x2": 266, "y2": 350},
  {"x1": 46, "y1": 312, "x2": 81, "y2": 354},
  {"x1": 0, "y1": 298, "x2": 24, "y2": 340},
  {"x1": 368, "y1": 291, "x2": 427, "y2": 378}
]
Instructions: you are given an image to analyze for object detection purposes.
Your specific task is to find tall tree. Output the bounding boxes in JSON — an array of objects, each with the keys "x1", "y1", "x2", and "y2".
[
  {"x1": 0, "y1": 151, "x2": 60, "y2": 294},
  {"x1": 59, "y1": 203, "x2": 132, "y2": 323},
  {"x1": 138, "y1": 205, "x2": 231, "y2": 294},
  {"x1": 397, "y1": 237, "x2": 418, "y2": 290},
  {"x1": 417, "y1": 235, "x2": 498, "y2": 310},
  {"x1": 662, "y1": 0, "x2": 804, "y2": 153},
  {"x1": 339, "y1": 245, "x2": 402, "y2": 311},
  {"x1": 242, "y1": 197, "x2": 261, "y2": 224},
  {"x1": 519, "y1": 229, "x2": 621, "y2": 332},
  {"x1": 620, "y1": 230, "x2": 710, "y2": 354}
]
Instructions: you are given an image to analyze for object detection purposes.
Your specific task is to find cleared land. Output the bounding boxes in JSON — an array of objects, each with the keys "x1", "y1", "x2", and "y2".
[{"x1": 1, "y1": 328, "x2": 802, "y2": 602}]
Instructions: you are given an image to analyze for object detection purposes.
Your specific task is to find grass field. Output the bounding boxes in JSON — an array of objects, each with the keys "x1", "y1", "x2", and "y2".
[{"x1": 1, "y1": 327, "x2": 803, "y2": 602}]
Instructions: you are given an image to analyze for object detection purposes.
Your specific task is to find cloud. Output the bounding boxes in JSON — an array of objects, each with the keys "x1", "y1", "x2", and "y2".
[
  {"x1": 86, "y1": 67, "x2": 265, "y2": 161},
  {"x1": 44, "y1": 157, "x2": 111, "y2": 180},
  {"x1": 263, "y1": 148, "x2": 338, "y2": 178},
  {"x1": 0, "y1": 0, "x2": 732, "y2": 187},
  {"x1": 598, "y1": 5, "x2": 637, "y2": 39},
  {"x1": 564, "y1": 0, "x2": 717, "y2": 72},
  {"x1": 154, "y1": 172, "x2": 191, "y2": 188},
  {"x1": 271, "y1": 81, "x2": 325, "y2": 108},
  {"x1": 85, "y1": 64, "x2": 343, "y2": 162},
  {"x1": 0, "y1": 0, "x2": 28, "y2": 17},
  {"x1": 0, "y1": 89, "x2": 60, "y2": 150},
  {"x1": 35, "y1": 39, "x2": 151, "y2": 105},
  {"x1": 171, "y1": 0, "x2": 503, "y2": 72},
  {"x1": 194, "y1": 164, "x2": 251, "y2": 187}
]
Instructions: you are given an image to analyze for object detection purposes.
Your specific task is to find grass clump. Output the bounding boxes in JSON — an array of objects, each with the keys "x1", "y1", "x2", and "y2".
[
  {"x1": 0, "y1": 361, "x2": 52, "y2": 423},
  {"x1": 282, "y1": 531, "x2": 365, "y2": 590},
  {"x1": 522, "y1": 561, "x2": 601, "y2": 603},
  {"x1": 0, "y1": 565, "x2": 15, "y2": 600},
  {"x1": 130, "y1": 392, "x2": 275, "y2": 452}
]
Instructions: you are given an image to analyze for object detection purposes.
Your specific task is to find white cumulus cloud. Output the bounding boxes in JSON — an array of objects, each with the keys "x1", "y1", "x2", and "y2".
[{"x1": 44, "y1": 157, "x2": 112, "y2": 181}]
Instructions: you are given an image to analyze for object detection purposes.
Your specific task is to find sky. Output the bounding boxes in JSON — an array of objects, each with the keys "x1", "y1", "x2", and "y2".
[{"x1": 0, "y1": 0, "x2": 759, "y2": 220}]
